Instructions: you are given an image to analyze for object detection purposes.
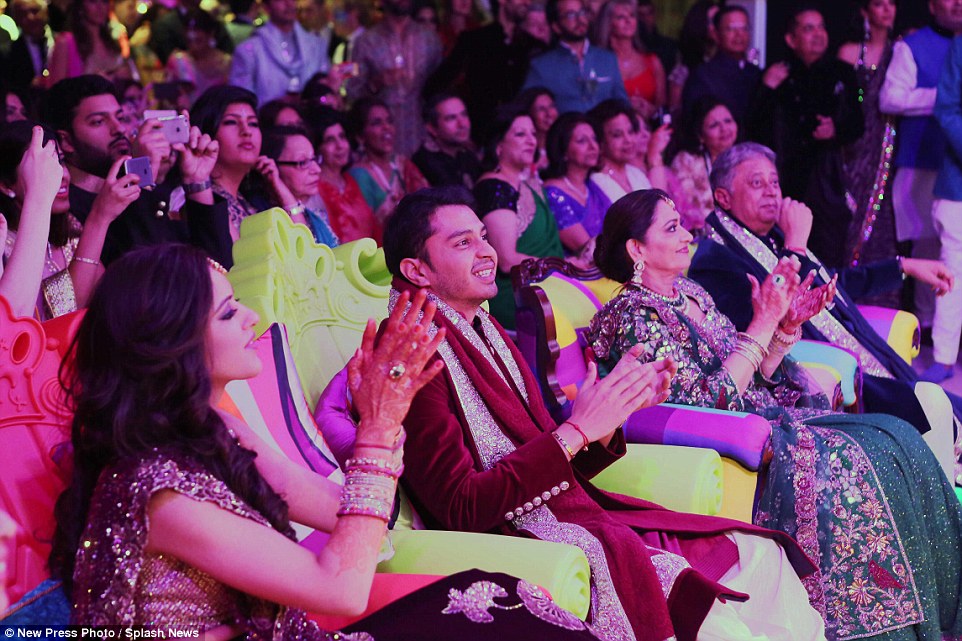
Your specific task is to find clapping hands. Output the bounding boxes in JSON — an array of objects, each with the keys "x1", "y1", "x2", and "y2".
[
  {"x1": 748, "y1": 256, "x2": 801, "y2": 329},
  {"x1": 781, "y1": 271, "x2": 837, "y2": 332},
  {"x1": 348, "y1": 290, "x2": 446, "y2": 447}
]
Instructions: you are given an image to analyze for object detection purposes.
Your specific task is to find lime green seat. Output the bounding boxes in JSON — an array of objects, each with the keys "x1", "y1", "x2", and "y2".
[{"x1": 229, "y1": 208, "x2": 391, "y2": 410}]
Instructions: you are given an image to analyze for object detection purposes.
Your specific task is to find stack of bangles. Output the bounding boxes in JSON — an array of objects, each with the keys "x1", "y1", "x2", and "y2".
[
  {"x1": 768, "y1": 325, "x2": 802, "y2": 358},
  {"x1": 732, "y1": 332, "x2": 769, "y2": 371},
  {"x1": 553, "y1": 421, "x2": 590, "y2": 458},
  {"x1": 337, "y1": 456, "x2": 401, "y2": 523}
]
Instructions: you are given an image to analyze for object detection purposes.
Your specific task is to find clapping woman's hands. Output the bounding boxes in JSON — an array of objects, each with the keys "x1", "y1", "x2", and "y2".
[
  {"x1": 780, "y1": 272, "x2": 837, "y2": 332},
  {"x1": 348, "y1": 289, "x2": 446, "y2": 447},
  {"x1": 747, "y1": 256, "x2": 801, "y2": 329}
]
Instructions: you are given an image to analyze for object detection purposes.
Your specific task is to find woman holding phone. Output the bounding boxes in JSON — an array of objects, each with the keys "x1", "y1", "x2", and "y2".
[{"x1": 0, "y1": 122, "x2": 139, "y2": 320}]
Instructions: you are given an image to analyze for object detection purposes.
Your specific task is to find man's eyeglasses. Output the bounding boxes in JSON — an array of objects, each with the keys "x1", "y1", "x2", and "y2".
[
  {"x1": 559, "y1": 8, "x2": 589, "y2": 21},
  {"x1": 276, "y1": 157, "x2": 321, "y2": 170}
]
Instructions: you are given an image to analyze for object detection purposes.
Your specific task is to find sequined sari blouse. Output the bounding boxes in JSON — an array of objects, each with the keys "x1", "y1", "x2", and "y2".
[
  {"x1": 72, "y1": 454, "x2": 325, "y2": 640},
  {"x1": 587, "y1": 278, "x2": 826, "y2": 420}
]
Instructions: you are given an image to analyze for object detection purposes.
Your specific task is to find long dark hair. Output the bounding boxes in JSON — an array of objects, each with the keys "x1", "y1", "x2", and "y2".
[
  {"x1": 68, "y1": 0, "x2": 121, "y2": 61},
  {"x1": 595, "y1": 189, "x2": 669, "y2": 282},
  {"x1": 50, "y1": 244, "x2": 294, "y2": 596},
  {"x1": 0, "y1": 121, "x2": 74, "y2": 247}
]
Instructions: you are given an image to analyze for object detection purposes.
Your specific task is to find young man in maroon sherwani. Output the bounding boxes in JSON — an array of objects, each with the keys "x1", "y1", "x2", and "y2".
[{"x1": 379, "y1": 186, "x2": 826, "y2": 641}]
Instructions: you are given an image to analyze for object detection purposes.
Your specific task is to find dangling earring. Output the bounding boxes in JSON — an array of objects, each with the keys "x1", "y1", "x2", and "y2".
[
  {"x1": 495, "y1": 146, "x2": 503, "y2": 174},
  {"x1": 631, "y1": 259, "x2": 645, "y2": 286},
  {"x1": 863, "y1": 15, "x2": 871, "y2": 42}
]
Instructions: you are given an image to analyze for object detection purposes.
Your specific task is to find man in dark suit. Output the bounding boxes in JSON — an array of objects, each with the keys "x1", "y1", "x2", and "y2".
[
  {"x1": 689, "y1": 142, "x2": 960, "y2": 463},
  {"x1": 424, "y1": 0, "x2": 544, "y2": 144},
  {"x1": 1, "y1": 0, "x2": 52, "y2": 89},
  {"x1": 44, "y1": 75, "x2": 232, "y2": 267}
]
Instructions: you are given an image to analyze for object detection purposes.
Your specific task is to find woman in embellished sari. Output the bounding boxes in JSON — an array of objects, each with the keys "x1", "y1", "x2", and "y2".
[
  {"x1": 50, "y1": 243, "x2": 602, "y2": 640},
  {"x1": 586, "y1": 189, "x2": 962, "y2": 641},
  {"x1": 473, "y1": 106, "x2": 564, "y2": 329}
]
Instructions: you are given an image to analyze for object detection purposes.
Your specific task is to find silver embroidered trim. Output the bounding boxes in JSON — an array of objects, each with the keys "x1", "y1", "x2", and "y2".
[
  {"x1": 389, "y1": 289, "x2": 637, "y2": 641},
  {"x1": 648, "y1": 550, "x2": 690, "y2": 599},
  {"x1": 710, "y1": 212, "x2": 892, "y2": 378}
]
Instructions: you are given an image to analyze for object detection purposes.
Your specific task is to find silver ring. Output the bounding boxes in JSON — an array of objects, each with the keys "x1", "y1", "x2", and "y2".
[
  {"x1": 388, "y1": 363, "x2": 406, "y2": 380},
  {"x1": 772, "y1": 274, "x2": 786, "y2": 287}
]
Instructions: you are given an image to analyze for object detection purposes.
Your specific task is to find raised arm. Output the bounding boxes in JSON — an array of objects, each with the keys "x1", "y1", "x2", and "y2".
[
  {"x1": 0, "y1": 127, "x2": 61, "y2": 316},
  {"x1": 146, "y1": 290, "x2": 445, "y2": 617}
]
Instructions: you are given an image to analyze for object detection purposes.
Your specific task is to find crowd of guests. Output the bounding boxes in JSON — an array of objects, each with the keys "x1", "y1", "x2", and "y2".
[{"x1": 3, "y1": 0, "x2": 962, "y2": 639}]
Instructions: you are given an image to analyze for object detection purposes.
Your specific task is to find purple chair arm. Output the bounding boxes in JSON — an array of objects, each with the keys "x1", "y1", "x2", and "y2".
[{"x1": 622, "y1": 403, "x2": 771, "y2": 471}]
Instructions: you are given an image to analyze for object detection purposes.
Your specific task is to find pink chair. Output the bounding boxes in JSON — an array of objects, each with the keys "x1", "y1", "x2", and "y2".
[{"x1": 0, "y1": 300, "x2": 78, "y2": 605}]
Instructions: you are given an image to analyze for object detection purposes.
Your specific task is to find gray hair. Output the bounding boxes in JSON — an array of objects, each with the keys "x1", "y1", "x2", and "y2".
[{"x1": 709, "y1": 142, "x2": 776, "y2": 192}]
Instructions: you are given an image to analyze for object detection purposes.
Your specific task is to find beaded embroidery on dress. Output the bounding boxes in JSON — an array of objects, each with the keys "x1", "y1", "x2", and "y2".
[{"x1": 587, "y1": 279, "x2": 933, "y2": 640}]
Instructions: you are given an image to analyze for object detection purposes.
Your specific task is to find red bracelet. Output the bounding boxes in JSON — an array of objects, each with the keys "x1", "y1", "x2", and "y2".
[{"x1": 565, "y1": 421, "x2": 590, "y2": 451}]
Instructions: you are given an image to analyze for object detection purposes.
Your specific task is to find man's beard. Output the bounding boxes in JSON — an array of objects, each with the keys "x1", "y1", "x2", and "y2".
[
  {"x1": 557, "y1": 28, "x2": 585, "y2": 43},
  {"x1": 69, "y1": 135, "x2": 130, "y2": 178}
]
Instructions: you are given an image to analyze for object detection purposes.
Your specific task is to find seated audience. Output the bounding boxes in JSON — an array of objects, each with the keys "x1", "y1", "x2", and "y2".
[
  {"x1": 346, "y1": 97, "x2": 429, "y2": 227},
  {"x1": 50, "y1": 243, "x2": 602, "y2": 639},
  {"x1": 473, "y1": 107, "x2": 563, "y2": 329},
  {"x1": 588, "y1": 99, "x2": 661, "y2": 201},
  {"x1": 412, "y1": 93, "x2": 481, "y2": 188},
  {"x1": 261, "y1": 126, "x2": 339, "y2": 246},
  {"x1": 690, "y1": 142, "x2": 962, "y2": 441},
  {"x1": 307, "y1": 106, "x2": 380, "y2": 243},
  {"x1": 1, "y1": 123, "x2": 134, "y2": 319},
  {"x1": 681, "y1": 5, "x2": 759, "y2": 125},
  {"x1": 592, "y1": 0, "x2": 665, "y2": 120},
  {"x1": 670, "y1": 96, "x2": 737, "y2": 231},
  {"x1": 48, "y1": 0, "x2": 135, "y2": 85},
  {"x1": 382, "y1": 186, "x2": 828, "y2": 641},
  {"x1": 522, "y1": 0, "x2": 628, "y2": 114},
  {"x1": 515, "y1": 86, "x2": 558, "y2": 174},
  {"x1": 165, "y1": 9, "x2": 232, "y2": 103},
  {"x1": 542, "y1": 112, "x2": 609, "y2": 266},
  {"x1": 193, "y1": 85, "x2": 315, "y2": 241},
  {"x1": 229, "y1": 0, "x2": 331, "y2": 105},
  {"x1": 44, "y1": 75, "x2": 231, "y2": 267},
  {"x1": 587, "y1": 188, "x2": 962, "y2": 641}
]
